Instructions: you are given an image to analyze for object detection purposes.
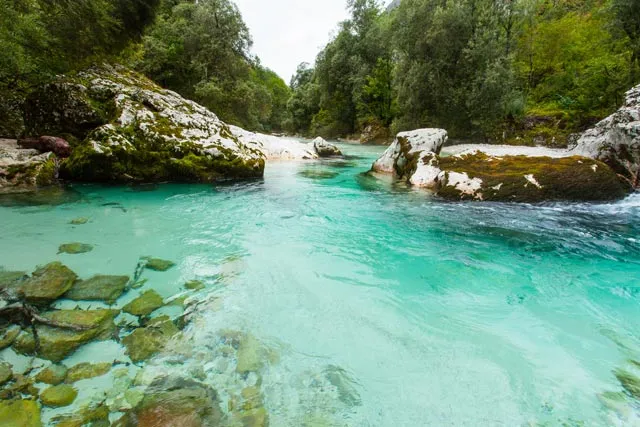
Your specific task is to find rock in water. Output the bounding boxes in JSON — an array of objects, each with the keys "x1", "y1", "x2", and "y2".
[
  {"x1": 66, "y1": 362, "x2": 111, "y2": 383},
  {"x1": 58, "y1": 242, "x2": 94, "y2": 254},
  {"x1": 122, "y1": 316, "x2": 179, "y2": 362},
  {"x1": 0, "y1": 138, "x2": 59, "y2": 194},
  {"x1": 143, "y1": 257, "x2": 175, "y2": 272},
  {"x1": 0, "y1": 399, "x2": 42, "y2": 427},
  {"x1": 23, "y1": 64, "x2": 265, "y2": 183},
  {"x1": 312, "y1": 137, "x2": 342, "y2": 157},
  {"x1": 35, "y1": 364, "x2": 68, "y2": 385},
  {"x1": 17, "y1": 262, "x2": 77, "y2": 304},
  {"x1": 372, "y1": 128, "x2": 448, "y2": 177},
  {"x1": 123, "y1": 290, "x2": 164, "y2": 316},
  {"x1": 65, "y1": 275, "x2": 129, "y2": 304},
  {"x1": 0, "y1": 362, "x2": 13, "y2": 385},
  {"x1": 40, "y1": 384, "x2": 78, "y2": 407},
  {"x1": 571, "y1": 84, "x2": 640, "y2": 187}
]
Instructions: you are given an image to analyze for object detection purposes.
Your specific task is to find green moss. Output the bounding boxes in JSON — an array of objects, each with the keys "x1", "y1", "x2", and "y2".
[{"x1": 437, "y1": 153, "x2": 630, "y2": 202}]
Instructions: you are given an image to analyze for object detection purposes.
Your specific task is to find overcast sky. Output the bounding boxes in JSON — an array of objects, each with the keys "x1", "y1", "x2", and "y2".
[{"x1": 233, "y1": 0, "x2": 352, "y2": 83}]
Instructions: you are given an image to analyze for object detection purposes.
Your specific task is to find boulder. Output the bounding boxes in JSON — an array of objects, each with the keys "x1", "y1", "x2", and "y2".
[
  {"x1": 571, "y1": 84, "x2": 640, "y2": 187},
  {"x1": 115, "y1": 376, "x2": 223, "y2": 427},
  {"x1": 372, "y1": 128, "x2": 448, "y2": 177},
  {"x1": 143, "y1": 257, "x2": 175, "y2": 272},
  {"x1": 64, "y1": 275, "x2": 129, "y2": 304},
  {"x1": 0, "y1": 138, "x2": 59, "y2": 194},
  {"x1": 40, "y1": 384, "x2": 78, "y2": 407},
  {"x1": 0, "y1": 399, "x2": 42, "y2": 427},
  {"x1": 66, "y1": 362, "x2": 111, "y2": 383},
  {"x1": 123, "y1": 290, "x2": 164, "y2": 317},
  {"x1": 420, "y1": 152, "x2": 630, "y2": 202},
  {"x1": 122, "y1": 316, "x2": 179, "y2": 362},
  {"x1": 13, "y1": 309, "x2": 118, "y2": 362},
  {"x1": 17, "y1": 262, "x2": 77, "y2": 304},
  {"x1": 35, "y1": 364, "x2": 68, "y2": 385},
  {"x1": 312, "y1": 137, "x2": 342, "y2": 157},
  {"x1": 18, "y1": 136, "x2": 71, "y2": 158},
  {"x1": 230, "y1": 125, "x2": 318, "y2": 160}
]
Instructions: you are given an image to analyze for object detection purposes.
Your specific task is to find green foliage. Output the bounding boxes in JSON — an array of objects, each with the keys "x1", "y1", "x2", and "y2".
[{"x1": 136, "y1": 0, "x2": 291, "y2": 132}]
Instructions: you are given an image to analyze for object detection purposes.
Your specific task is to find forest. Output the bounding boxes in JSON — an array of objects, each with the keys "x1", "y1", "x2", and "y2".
[{"x1": 1, "y1": 0, "x2": 639, "y2": 144}]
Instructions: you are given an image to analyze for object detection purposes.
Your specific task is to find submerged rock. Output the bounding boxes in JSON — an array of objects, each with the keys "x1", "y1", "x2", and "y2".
[
  {"x1": 35, "y1": 364, "x2": 68, "y2": 385},
  {"x1": 13, "y1": 309, "x2": 118, "y2": 362},
  {"x1": 0, "y1": 138, "x2": 59, "y2": 194},
  {"x1": 184, "y1": 280, "x2": 205, "y2": 291},
  {"x1": 50, "y1": 403, "x2": 110, "y2": 426},
  {"x1": 372, "y1": 128, "x2": 448, "y2": 178},
  {"x1": 0, "y1": 399, "x2": 42, "y2": 427},
  {"x1": 615, "y1": 368, "x2": 640, "y2": 399},
  {"x1": 123, "y1": 290, "x2": 164, "y2": 317},
  {"x1": 571, "y1": 84, "x2": 640, "y2": 187},
  {"x1": 65, "y1": 275, "x2": 129, "y2": 304},
  {"x1": 69, "y1": 217, "x2": 89, "y2": 225},
  {"x1": 66, "y1": 362, "x2": 111, "y2": 383},
  {"x1": 313, "y1": 137, "x2": 342, "y2": 157},
  {"x1": 0, "y1": 362, "x2": 13, "y2": 385},
  {"x1": 0, "y1": 325, "x2": 21, "y2": 350},
  {"x1": 40, "y1": 384, "x2": 78, "y2": 407},
  {"x1": 116, "y1": 376, "x2": 223, "y2": 427},
  {"x1": 122, "y1": 316, "x2": 179, "y2": 362},
  {"x1": 58, "y1": 242, "x2": 94, "y2": 255},
  {"x1": 17, "y1": 262, "x2": 77, "y2": 304},
  {"x1": 143, "y1": 257, "x2": 175, "y2": 272}
]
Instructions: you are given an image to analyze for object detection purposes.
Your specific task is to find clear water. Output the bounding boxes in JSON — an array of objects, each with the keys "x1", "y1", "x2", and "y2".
[{"x1": 1, "y1": 142, "x2": 639, "y2": 426}]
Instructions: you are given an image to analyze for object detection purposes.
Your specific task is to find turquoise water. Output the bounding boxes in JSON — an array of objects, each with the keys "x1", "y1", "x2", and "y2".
[{"x1": 1, "y1": 142, "x2": 640, "y2": 425}]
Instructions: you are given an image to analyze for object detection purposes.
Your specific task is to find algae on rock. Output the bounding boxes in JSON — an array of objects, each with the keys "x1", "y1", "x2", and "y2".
[
  {"x1": 65, "y1": 275, "x2": 129, "y2": 304},
  {"x1": 40, "y1": 384, "x2": 78, "y2": 407},
  {"x1": 35, "y1": 364, "x2": 68, "y2": 385},
  {"x1": 122, "y1": 316, "x2": 179, "y2": 363},
  {"x1": 17, "y1": 262, "x2": 77, "y2": 304},
  {"x1": 0, "y1": 399, "x2": 42, "y2": 427},
  {"x1": 123, "y1": 290, "x2": 164, "y2": 317},
  {"x1": 58, "y1": 243, "x2": 94, "y2": 255}
]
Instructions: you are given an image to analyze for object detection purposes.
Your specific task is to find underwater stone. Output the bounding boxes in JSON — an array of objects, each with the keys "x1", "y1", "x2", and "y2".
[
  {"x1": 35, "y1": 364, "x2": 68, "y2": 385},
  {"x1": 65, "y1": 275, "x2": 129, "y2": 304},
  {"x1": 0, "y1": 399, "x2": 42, "y2": 427},
  {"x1": 615, "y1": 369, "x2": 640, "y2": 399},
  {"x1": 123, "y1": 290, "x2": 164, "y2": 316},
  {"x1": 50, "y1": 403, "x2": 110, "y2": 427},
  {"x1": 122, "y1": 316, "x2": 179, "y2": 363},
  {"x1": 12, "y1": 309, "x2": 118, "y2": 362},
  {"x1": 184, "y1": 280, "x2": 206, "y2": 291},
  {"x1": 0, "y1": 362, "x2": 13, "y2": 385},
  {"x1": 0, "y1": 270, "x2": 27, "y2": 287},
  {"x1": 58, "y1": 242, "x2": 94, "y2": 254},
  {"x1": 143, "y1": 257, "x2": 176, "y2": 272},
  {"x1": 17, "y1": 262, "x2": 77, "y2": 304},
  {"x1": 69, "y1": 217, "x2": 89, "y2": 225},
  {"x1": 236, "y1": 333, "x2": 264, "y2": 374},
  {"x1": 0, "y1": 325, "x2": 21, "y2": 350},
  {"x1": 66, "y1": 362, "x2": 111, "y2": 383},
  {"x1": 40, "y1": 384, "x2": 78, "y2": 407}
]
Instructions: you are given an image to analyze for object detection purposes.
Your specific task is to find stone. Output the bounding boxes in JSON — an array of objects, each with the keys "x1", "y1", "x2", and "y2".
[
  {"x1": 13, "y1": 309, "x2": 118, "y2": 362},
  {"x1": 236, "y1": 333, "x2": 264, "y2": 374},
  {"x1": 35, "y1": 364, "x2": 68, "y2": 385},
  {"x1": 0, "y1": 399, "x2": 42, "y2": 427},
  {"x1": 234, "y1": 407, "x2": 268, "y2": 427},
  {"x1": 430, "y1": 152, "x2": 630, "y2": 202},
  {"x1": 312, "y1": 137, "x2": 342, "y2": 157},
  {"x1": 372, "y1": 128, "x2": 448, "y2": 177},
  {"x1": 50, "y1": 404, "x2": 110, "y2": 427},
  {"x1": 184, "y1": 280, "x2": 205, "y2": 291},
  {"x1": 66, "y1": 362, "x2": 111, "y2": 383},
  {"x1": 116, "y1": 376, "x2": 223, "y2": 427},
  {"x1": 3, "y1": 375, "x2": 40, "y2": 399},
  {"x1": 18, "y1": 136, "x2": 71, "y2": 158},
  {"x1": 122, "y1": 316, "x2": 179, "y2": 363},
  {"x1": 40, "y1": 384, "x2": 78, "y2": 407},
  {"x1": 0, "y1": 270, "x2": 27, "y2": 287},
  {"x1": 69, "y1": 217, "x2": 89, "y2": 225},
  {"x1": 58, "y1": 242, "x2": 94, "y2": 254},
  {"x1": 17, "y1": 262, "x2": 77, "y2": 304},
  {"x1": 0, "y1": 362, "x2": 13, "y2": 385},
  {"x1": 65, "y1": 275, "x2": 129, "y2": 304},
  {"x1": 123, "y1": 290, "x2": 164, "y2": 316},
  {"x1": 615, "y1": 368, "x2": 640, "y2": 399},
  {"x1": 0, "y1": 325, "x2": 21, "y2": 350},
  {"x1": 571, "y1": 84, "x2": 640, "y2": 187},
  {"x1": 143, "y1": 257, "x2": 175, "y2": 272},
  {"x1": 0, "y1": 138, "x2": 59, "y2": 194},
  {"x1": 360, "y1": 122, "x2": 391, "y2": 145}
]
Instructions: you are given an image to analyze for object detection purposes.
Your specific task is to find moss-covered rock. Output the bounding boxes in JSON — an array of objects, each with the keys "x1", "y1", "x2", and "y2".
[
  {"x1": 0, "y1": 325, "x2": 21, "y2": 350},
  {"x1": 58, "y1": 243, "x2": 94, "y2": 255},
  {"x1": 13, "y1": 309, "x2": 118, "y2": 362},
  {"x1": 35, "y1": 364, "x2": 68, "y2": 385},
  {"x1": 433, "y1": 153, "x2": 630, "y2": 202},
  {"x1": 16, "y1": 262, "x2": 77, "y2": 304},
  {"x1": 40, "y1": 384, "x2": 78, "y2": 407},
  {"x1": 64, "y1": 275, "x2": 129, "y2": 304},
  {"x1": 115, "y1": 376, "x2": 223, "y2": 427},
  {"x1": 122, "y1": 316, "x2": 179, "y2": 363},
  {"x1": 184, "y1": 280, "x2": 205, "y2": 291},
  {"x1": 50, "y1": 404, "x2": 110, "y2": 427},
  {"x1": 123, "y1": 290, "x2": 164, "y2": 317},
  {"x1": 0, "y1": 399, "x2": 42, "y2": 427},
  {"x1": 40, "y1": 64, "x2": 265, "y2": 184},
  {"x1": 143, "y1": 257, "x2": 175, "y2": 272},
  {"x1": 0, "y1": 362, "x2": 13, "y2": 385},
  {"x1": 65, "y1": 362, "x2": 111, "y2": 383}
]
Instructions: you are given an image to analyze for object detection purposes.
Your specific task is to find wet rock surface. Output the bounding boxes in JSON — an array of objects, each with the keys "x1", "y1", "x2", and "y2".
[
  {"x1": 0, "y1": 138, "x2": 59, "y2": 195},
  {"x1": 65, "y1": 275, "x2": 129, "y2": 304}
]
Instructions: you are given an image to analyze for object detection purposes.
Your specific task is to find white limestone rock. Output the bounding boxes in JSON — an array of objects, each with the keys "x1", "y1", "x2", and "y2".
[
  {"x1": 312, "y1": 137, "x2": 342, "y2": 157},
  {"x1": 371, "y1": 128, "x2": 448, "y2": 176}
]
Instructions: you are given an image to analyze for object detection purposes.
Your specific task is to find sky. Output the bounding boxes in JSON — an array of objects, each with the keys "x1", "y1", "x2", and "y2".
[{"x1": 233, "y1": 0, "x2": 352, "y2": 83}]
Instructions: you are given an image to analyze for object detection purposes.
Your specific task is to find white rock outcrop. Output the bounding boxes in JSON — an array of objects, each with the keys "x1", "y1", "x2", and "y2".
[
  {"x1": 372, "y1": 128, "x2": 448, "y2": 176},
  {"x1": 570, "y1": 84, "x2": 640, "y2": 187},
  {"x1": 229, "y1": 126, "x2": 318, "y2": 160},
  {"x1": 312, "y1": 137, "x2": 342, "y2": 157}
]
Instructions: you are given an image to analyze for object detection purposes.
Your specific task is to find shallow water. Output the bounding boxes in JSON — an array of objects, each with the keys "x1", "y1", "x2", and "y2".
[{"x1": 1, "y1": 142, "x2": 640, "y2": 426}]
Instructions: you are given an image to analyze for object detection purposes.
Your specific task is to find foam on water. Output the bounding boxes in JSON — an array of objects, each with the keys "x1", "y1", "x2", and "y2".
[{"x1": 0, "y1": 143, "x2": 639, "y2": 426}]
